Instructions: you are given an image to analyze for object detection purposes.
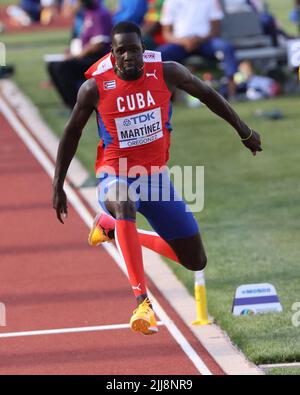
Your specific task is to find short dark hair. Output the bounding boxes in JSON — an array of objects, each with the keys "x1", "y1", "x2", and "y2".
[
  {"x1": 81, "y1": 0, "x2": 97, "y2": 10},
  {"x1": 111, "y1": 22, "x2": 142, "y2": 40}
]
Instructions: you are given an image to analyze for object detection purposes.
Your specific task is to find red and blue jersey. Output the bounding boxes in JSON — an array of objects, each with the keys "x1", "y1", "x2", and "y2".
[{"x1": 84, "y1": 51, "x2": 173, "y2": 176}]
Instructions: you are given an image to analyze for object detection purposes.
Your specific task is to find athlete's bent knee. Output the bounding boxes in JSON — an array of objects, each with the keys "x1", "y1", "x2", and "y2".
[
  {"x1": 105, "y1": 183, "x2": 137, "y2": 219},
  {"x1": 181, "y1": 252, "x2": 207, "y2": 271},
  {"x1": 114, "y1": 200, "x2": 137, "y2": 220},
  {"x1": 196, "y1": 253, "x2": 207, "y2": 271}
]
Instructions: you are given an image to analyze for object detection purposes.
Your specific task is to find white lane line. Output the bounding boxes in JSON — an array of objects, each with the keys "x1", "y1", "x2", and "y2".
[
  {"x1": 0, "y1": 96, "x2": 213, "y2": 375},
  {"x1": 0, "y1": 322, "x2": 165, "y2": 339}
]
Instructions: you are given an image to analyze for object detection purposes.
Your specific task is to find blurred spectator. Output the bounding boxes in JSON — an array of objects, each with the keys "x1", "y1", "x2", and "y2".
[
  {"x1": 223, "y1": 0, "x2": 295, "y2": 46},
  {"x1": 47, "y1": 0, "x2": 112, "y2": 109},
  {"x1": 62, "y1": 0, "x2": 85, "y2": 39},
  {"x1": 142, "y1": 0, "x2": 164, "y2": 50},
  {"x1": 7, "y1": 0, "x2": 41, "y2": 26},
  {"x1": 233, "y1": 60, "x2": 280, "y2": 100},
  {"x1": 158, "y1": 0, "x2": 238, "y2": 98},
  {"x1": 113, "y1": 0, "x2": 148, "y2": 26},
  {"x1": 6, "y1": 0, "x2": 63, "y2": 26},
  {"x1": 40, "y1": 0, "x2": 62, "y2": 25}
]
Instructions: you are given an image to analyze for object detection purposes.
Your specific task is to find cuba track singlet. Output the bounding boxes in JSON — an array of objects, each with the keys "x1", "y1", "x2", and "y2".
[{"x1": 84, "y1": 51, "x2": 173, "y2": 176}]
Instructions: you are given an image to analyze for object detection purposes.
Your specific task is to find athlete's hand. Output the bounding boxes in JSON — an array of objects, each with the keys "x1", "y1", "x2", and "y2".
[
  {"x1": 52, "y1": 187, "x2": 68, "y2": 224},
  {"x1": 241, "y1": 130, "x2": 263, "y2": 156}
]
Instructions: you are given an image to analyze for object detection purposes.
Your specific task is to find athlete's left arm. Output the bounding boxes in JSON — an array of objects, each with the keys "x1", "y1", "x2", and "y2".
[
  {"x1": 163, "y1": 62, "x2": 262, "y2": 155},
  {"x1": 52, "y1": 79, "x2": 99, "y2": 223}
]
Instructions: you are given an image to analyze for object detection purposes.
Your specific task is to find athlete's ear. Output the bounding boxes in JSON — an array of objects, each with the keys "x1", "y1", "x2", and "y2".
[{"x1": 111, "y1": 41, "x2": 116, "y2": 57}]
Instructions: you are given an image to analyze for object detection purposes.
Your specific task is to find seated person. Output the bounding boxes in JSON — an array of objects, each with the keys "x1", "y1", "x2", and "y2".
[
  {"x1": 113, "y1": 0, "x2": 148, "y2": 26},
  {"x1": 62, "y1": 0, "x2": 85, "y2": 39},
  {"x1": 7, "y1": 0, "x2": 41, "y2": 26},
  {"x1": 47, "y1": 0, "x2": 112, "y2": 109},
  {"x1": 40, "y1": 0, "x2": 61, "y2": 25},
  {"x1": 157, "y1": 0, "x2": 238, "y2": 98},
  {"x1": 142, "y1": 0, "x2": 165, "y2": 51}
]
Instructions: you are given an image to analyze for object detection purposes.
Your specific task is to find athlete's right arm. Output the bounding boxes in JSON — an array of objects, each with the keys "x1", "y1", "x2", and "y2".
[{"x1": 52, "y1": 79, "x2": 99, "y2": 223}]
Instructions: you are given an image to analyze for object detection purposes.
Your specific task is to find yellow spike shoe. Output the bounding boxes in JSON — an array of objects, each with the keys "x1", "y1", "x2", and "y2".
[
  {"x1": 143, "y1": 309, "x2": 158, "y2": 335},
  {"x1": 88, "y1": 213, "x2": 114, "y2": 246},
  {"x1": 130, "y1": 298, "x2": 158, "y2": 335}
]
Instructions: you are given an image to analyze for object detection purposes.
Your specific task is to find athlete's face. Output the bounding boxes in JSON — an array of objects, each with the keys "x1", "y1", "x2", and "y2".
[{"x1": 112, "y1": 32, "x2": 144, "y2": 80}]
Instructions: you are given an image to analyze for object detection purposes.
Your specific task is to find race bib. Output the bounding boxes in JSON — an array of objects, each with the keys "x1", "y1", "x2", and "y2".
[{"x1": 115, "y1": 108, "x2": 163, "y2": 148}]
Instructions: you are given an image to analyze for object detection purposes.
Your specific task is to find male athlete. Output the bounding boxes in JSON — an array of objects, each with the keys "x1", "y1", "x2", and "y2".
[{"x1": 52, "y1": 22, "x2": 262, "y2": 336}]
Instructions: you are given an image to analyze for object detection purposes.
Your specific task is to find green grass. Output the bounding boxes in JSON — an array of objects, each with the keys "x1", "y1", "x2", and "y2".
[
  {"x1": 267, "y1": 0, "x2": 297, "y2": 35},
  {"x1": 267, "y1": 367, "x2": 300, "y2": 375},
  {"x1": 0, "y1": 1, "x2": 17, "y2": 4},
  {"x1": 159, "y1": 99, "x2": 300, "y2": 365},
  {"x1": 1, "y1": 0, "x2": 300, "y2": 372},
  {"x1": 2, "y1": 29, "x2": 69, "y2": 46}
]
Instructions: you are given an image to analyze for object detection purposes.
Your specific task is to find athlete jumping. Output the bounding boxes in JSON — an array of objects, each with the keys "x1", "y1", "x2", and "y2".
[{"x1": 52, "y1": 22, "x2": 262, "y2": 336}]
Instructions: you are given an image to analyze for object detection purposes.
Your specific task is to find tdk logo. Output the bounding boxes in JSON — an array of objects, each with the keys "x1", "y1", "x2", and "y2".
[
  {"x1": 123, "y1": 119, "x2": 131, "y2": 126},
  {"x1": 123, "y1": 112, "x2": 155, "y2": 126}
]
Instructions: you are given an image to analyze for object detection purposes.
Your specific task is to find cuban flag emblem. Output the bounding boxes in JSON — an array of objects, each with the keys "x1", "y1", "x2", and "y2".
[{"x1": 103, "y1": 80, "x2": 116, "y2": 90}]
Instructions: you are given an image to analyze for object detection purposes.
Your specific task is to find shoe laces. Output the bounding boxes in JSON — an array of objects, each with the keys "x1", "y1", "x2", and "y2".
[
  {"x1": 134, "y1": 298, "x2": 152, "y2": 314},
  {"x1": 96, "y1": 215, "x2": 113, "y2": 238},
  {"x1": 95, "y1": 221, "x2": 107, "y2": 237}
]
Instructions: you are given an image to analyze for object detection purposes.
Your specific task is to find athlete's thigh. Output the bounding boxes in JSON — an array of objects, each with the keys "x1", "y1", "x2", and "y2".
[
  {"x1": 139, "y1": 197, "x2": 207, "y2": 270},
  {"x1": 138, "y1": 171, "x2": 206, "y2": 267},
  {"x1": 97, "y1": 173, "x2": 140, "y2": 217},
  {"x1": 137, "y1": 170, "x2": 199, "y2": 241},
  {"x1": 139, "y1": 197, "x2": 199, "y2": 241}
]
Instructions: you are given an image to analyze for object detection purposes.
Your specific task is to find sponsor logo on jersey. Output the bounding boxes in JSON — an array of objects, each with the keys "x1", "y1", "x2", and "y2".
[
  {"x1": 143, "y1": 51, "x2": 161, "y2": 62},
  {"x1": 146, "y1": 70, "x2": 158, "y2": 80},
  {"x1": 115, "y1": 108, "x2": 163, "y2": 148},
  {"x1": 144, "y1": 52, "x2": 155, "y2": 59}
]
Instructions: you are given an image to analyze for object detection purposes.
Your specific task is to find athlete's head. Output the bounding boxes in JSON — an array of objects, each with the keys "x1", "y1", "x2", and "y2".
[{"x1": 111, "y1": 22, "x2": 145, "y2": 80}]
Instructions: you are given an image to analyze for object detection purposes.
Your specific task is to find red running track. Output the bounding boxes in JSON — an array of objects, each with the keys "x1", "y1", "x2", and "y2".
[{"x1": 0, "y1": 98, "x2": 224, "y2": 375}]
